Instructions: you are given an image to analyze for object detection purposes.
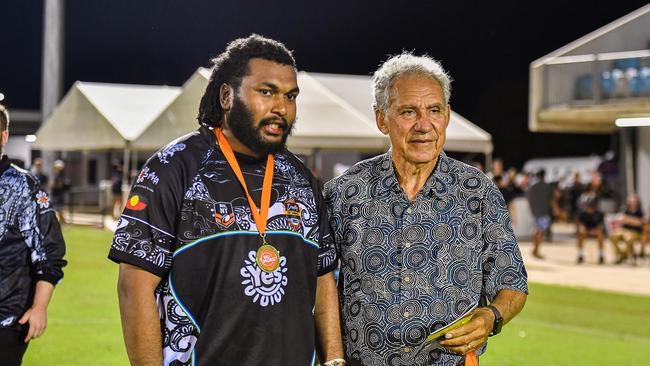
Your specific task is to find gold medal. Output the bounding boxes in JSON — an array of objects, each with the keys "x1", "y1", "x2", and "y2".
[{"x1": 256, "y1": 243, "x2": 280, "y2": 273}]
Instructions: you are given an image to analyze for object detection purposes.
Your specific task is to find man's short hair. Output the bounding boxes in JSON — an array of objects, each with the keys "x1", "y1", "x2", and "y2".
[
  {"x1": 0, "y1": 104, "x2": 9, "y2": 131},
  {"x1": 372, "y1": 52, "x2": 452, "y2": 112},
  {"x1": 197, "y1": 34, "x2": 296, "y2": 128}
]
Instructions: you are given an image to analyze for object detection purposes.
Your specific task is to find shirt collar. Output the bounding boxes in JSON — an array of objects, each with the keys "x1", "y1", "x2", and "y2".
[{"x1": 378, "y1": 149, "x2": 449, "y2": 199}]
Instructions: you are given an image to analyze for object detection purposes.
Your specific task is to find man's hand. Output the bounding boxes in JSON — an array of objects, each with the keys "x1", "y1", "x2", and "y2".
[
  {"x1": 18, "y1": 304, "x2": 48, "y2": 342},
  {"x1": 439, "y1": 307, "x2": 494, "y2": 355},
  {"x1": 18, "y1": 280, "x2": 55, "y2": 343}
]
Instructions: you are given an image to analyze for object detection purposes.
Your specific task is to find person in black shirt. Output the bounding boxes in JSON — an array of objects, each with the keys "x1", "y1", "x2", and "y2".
[
  {"x1": 109, "y1": 35, "x2": 344, "y2": 366},
  {"x1": 0, "y1": 104, "x2": 66, "y2": 366},
  {"x1": 576, "y1": 194, "x2": 605, "y2": 264}
]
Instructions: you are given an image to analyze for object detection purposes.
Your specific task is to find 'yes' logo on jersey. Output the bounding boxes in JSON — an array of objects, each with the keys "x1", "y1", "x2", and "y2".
[{"x1": 240, "y1": 250, "x2": 288, "y2": 307}]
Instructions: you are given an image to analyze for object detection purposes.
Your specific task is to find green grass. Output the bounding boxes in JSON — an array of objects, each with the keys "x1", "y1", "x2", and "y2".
[{"x1": 23, "y1": 226, "x2": 650, "y2": 365}]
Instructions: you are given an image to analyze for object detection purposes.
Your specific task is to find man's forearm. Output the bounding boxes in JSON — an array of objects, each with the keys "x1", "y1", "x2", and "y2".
[
  {"x1": 117, "y1": 264, "x2": 163, "y2": 366},
  {"x1": 489, "y1": 288, "x2": 527, "y2": 325},
  {"x1": 314, "y1": 272, "x2": 345, "y2": 363},
  {"x1": 32, "y1": 281, "x2": 55, "y2": 309}
]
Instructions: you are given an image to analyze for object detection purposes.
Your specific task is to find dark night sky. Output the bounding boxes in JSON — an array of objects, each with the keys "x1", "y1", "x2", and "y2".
[{"x1": 3, "y1": 0, "x2": 649, "y2": 168}]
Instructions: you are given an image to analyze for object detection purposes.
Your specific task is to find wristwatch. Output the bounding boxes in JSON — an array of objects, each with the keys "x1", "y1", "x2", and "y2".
[{"x1": 486, "y1": 305, "x2": 503, "y2": 336}]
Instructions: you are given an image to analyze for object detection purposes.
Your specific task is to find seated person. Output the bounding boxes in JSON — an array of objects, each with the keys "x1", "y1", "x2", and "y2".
[
  {"x1": 610, "y1": 193, "x2": 645, "y2": 264},
  {"x1": 576, "y1": 196, "x2": 605, "y2": 264}
]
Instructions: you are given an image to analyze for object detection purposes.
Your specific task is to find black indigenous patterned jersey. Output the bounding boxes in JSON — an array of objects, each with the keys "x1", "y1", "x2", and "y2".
[
  {"x1": 0, "y1": 156, "x2": 66, "y2": 330},
  {"x1": 109, "y1": 127, "x2": 337, "y2": 366}
]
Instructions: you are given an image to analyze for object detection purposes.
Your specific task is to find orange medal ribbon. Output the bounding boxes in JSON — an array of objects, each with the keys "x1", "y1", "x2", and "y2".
[{"x1": 215, "y1": 128, "x2": 279, "y2": 272}]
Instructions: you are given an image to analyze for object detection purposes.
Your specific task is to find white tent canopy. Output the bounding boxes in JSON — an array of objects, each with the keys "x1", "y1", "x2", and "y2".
[
  {"x1": 34, "y1": 81, "x2": 181, "y2": 151},
  {"x1": 35, "y1": 70, "x2": 492, "y2": 155}
]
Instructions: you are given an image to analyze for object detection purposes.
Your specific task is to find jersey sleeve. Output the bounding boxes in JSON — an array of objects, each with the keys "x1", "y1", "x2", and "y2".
[
  {"x1": 108, "y1": 152, "x2": 185, "y2": 277},
  {"x1": 316, "y1": 193, "x2": 338, "y2": 276},
  {"x1": 480, "y1": 182, "x2": 528, "y2": 301},
  {"x1": 19, "y1": 179, "x2": 67, "y2": 285}
]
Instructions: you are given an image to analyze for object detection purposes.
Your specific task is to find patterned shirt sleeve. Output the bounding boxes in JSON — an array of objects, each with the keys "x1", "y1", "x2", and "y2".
[
  {"x1": 108, "y1": 155, "x2": 184, "y2": 277},
  {"x1": 480, "y1": 181, "x2": 528, "y2": 301},
  {"x1": 316, "y1": 182, "x2": 338, "y2": 276},
  {"x1": 19, "y1": 179, "x2": 66, "y2": 285}
]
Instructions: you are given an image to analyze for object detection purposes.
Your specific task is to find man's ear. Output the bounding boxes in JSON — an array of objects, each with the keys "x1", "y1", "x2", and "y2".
[
  {"x1": 219, "y1": 84, "x2": 234, "y2": 111},
  {"x1": 375, "y1": 110, "x2": 389, "y2": 135},
  {"x1": 1, "y1": 130, "x2": 8, "y2": 147}
]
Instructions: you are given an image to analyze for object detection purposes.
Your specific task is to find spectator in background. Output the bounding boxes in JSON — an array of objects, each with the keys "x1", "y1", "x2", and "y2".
[
  {"x1": 30, "y1": 158, "x2": 48, "y2": 192},
  {"x1": 486, "y1": 157, "x2": 504, "y2": 181},
  {"x1": 526, "y1": 169, "x2": 554, "y2": 259},
  {"x1": 576, "y1": 195, "x2": 605, "y2": 264},
  {"x1": 110, "y1": 163, "x2": 123, "y2": 219},
  {"x1": 611, "y1": 193, "x2": 645, "y2": 264},
  {"x1": 567, "y1": 171, "x2": 585, "y2": 222},
  {"x1": 471, "y1": 159, "x2": 484, "y2": 173},
  {"x1": 50, "y1": 160, "x2": 69, "y2": 224},
  {"x1": 642, "y1": 210, "x2": 650, "y2": 259}
]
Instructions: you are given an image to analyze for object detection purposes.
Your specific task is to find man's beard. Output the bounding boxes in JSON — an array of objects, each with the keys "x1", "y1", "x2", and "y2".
[{"x1": 226, "y1": 97, "x2": 294, "y2": 156}]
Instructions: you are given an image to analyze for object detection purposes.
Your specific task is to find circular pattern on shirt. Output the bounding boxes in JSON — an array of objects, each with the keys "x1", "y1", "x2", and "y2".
[
  {"x1": 363, "y1": 227, "x2": 385, "y2": 246},
  {"x1": 386, "y1": 275, "x2": 402, "y2": 294},
  {"x1": 450, "y1": 241, "x2": 471, "y2": 259},
  {"x1": 460, "y1": 219, "x2": 479, "y2": 241},
  {"x1": 361, "y1": 200, "x2": 381, "y2": 219},
  {"x1": 427, "y1": 264, "x2": 440, "y2": 287},
  {"x1": 387, "y1": 247, "x2": 403, "y2": 267},
  {"x1": 349, "y1": 299, "x2": 362, "y2": 317},
  {"x1": 403, "y1": 224, "x2": 425, "y2": 242},
  {"x1": 363, "y1": 303, "x2": 382, "y2": 322},
  {"x1": 428, "y1": 298, "x2": 449, "y2": 320},
  {"x1": 496, "y1": 252, "x2": 513, "y2": 269},
  {"x1": 447, "y1": 260, "x2": 470, "y2": 287},
  {"x1": 345, "y1": 183, "x2": 361, "y2": 199},
  {"x1": 431, "y1": 223, "x2": 452, "y2": 242},
  {"x1": 386, "y1": 351, "x2": 403, "y2": 366},
  {"x1": 484, "y1": 224, "x2": 507, "y2": 245},
  {"x1": 497, "y1": 268, "x2": 522, "y2": 287},
  {"x1": 433, "y1": 196, "x2": 454, "y2": 214},
  {"x1": 454, "y1": 298, "x2": 474, "y2": 316},
  {"x1": 401, "y1": 300, "x2": 424, "y2": 319},
  {"x1": 402, "y1": 322, "x2": 428, "y2": 346},
  {"x1": 390, "y1": 202, "x2": 405, "y2": 217},
  {"x1": 349, "y1": 326, "x2": 360, "y2": 343},
  {"x1": 361, "y1": 275, "x2": 376, "y2": 294},
  {"x1": 363, "y1": 247, "x2": 387, "y2": 273},
  {"x1": 386, "y1": 324, "x2": 402, "y2": 346},
  {"x1": 345, "y1": 227, "x2": 361, "y2": 247},
  {"x1": 346, "y1": 202, "x2": 362, "y2": 220},
  {"x1": 467, "y1": 196, "x2": 482, "y2": 214},
  {"x1": 364, "y1": 323, "x2": 385, "y2": 351},
  {"x1": 404, "y1": 245, "x2": 428, "y2": 269},
  {"x1": 344, "y1": 251, "x2": 359, "y2": 272},
  {"x1": 386, "y1": 304, "x2": 403, "y2": 323},
  {"x1": 400, "y1": 270, "x2": 417, "y2": 290},
  {"x1": 462, "y1": 176, "x2": 482, "y2": 190}
]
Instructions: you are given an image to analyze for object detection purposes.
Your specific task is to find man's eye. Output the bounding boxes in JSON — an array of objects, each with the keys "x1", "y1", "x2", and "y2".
[
  {"x1": 286, "y1": 94, "x2": 297, "y2": 101},
  {"x1": 402, "y1": 110, "x2": 415, "y2": 116},
  {"x1": 260, "y1": 90, "x2": 273, "y2": 96},
  {"x1": 430, "y1": 108, "x2": 441, "y2": 114}
]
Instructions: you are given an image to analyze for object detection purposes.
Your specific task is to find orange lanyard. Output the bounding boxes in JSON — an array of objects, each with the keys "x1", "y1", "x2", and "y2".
[{"x1": 214, "y1": 128, "x2": 274, "y2": 238}]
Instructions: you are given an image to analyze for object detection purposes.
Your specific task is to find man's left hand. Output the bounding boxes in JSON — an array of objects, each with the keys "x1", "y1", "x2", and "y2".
[
  {"x1": 439, "y1": 307, "x2": 495, "y2": 355},
  {"x1": 18, "y1": 305, "x2": 48, "y2": 343}
]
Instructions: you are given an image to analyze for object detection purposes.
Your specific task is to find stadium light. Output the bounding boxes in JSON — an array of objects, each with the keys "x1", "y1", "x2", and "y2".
[
  {"x1": 25, "y1": 135, "x2": 37, "y2": 143},
  {"x1": 615, "y1": 117, "x2": 650, "y2": 127}
]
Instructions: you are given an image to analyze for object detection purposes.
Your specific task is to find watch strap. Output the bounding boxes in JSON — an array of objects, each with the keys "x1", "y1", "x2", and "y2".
[{"x1": 486, "y1": 304, "x2": 503, "y2": 336}]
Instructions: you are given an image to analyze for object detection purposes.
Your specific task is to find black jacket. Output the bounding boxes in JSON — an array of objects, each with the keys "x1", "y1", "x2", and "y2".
[{"x1": 0, "y1": 156, "x2": 66, "y2": 330}]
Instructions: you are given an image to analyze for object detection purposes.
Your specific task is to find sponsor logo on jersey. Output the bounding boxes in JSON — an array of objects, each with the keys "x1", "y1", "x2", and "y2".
[
  {"x1": 136, "y1": 166, "x2": 160, "y2": 186},
  {"x1": 214, "y1": 202, "x2": 235, "y2": 228},
  {"x1": 36, "y1": 191, "x2": 50, "y2": 209},
  {"x1": 283, "y1": 199, "x2": 302, "y2": 230},
  {"x1": 240, "y1": 250, "x2": 288, "y2": 307},
  {"x1": 126, "y1": 195, "x2": 147, "y2": 211},
  {"x1": 1, "y1": 316, "x2": 15, "y2": 327}
]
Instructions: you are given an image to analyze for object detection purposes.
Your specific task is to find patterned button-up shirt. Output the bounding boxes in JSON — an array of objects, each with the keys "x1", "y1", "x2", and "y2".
[{"x1": 324, "y1": 151, "x2": 528, "y2": 366}]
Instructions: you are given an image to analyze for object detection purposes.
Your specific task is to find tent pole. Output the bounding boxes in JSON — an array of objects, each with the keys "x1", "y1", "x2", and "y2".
[{"x1": 123, "y1": 142, "x2": 131, "y2": 186}]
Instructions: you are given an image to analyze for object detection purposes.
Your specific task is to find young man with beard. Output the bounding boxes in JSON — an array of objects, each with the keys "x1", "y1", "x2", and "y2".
[
  {"x1": 108, "y1": 35, "x2": 344, "y2": 366},
  {"x1": 0, "y1": 104, "x2": 66, "y2": 366}
]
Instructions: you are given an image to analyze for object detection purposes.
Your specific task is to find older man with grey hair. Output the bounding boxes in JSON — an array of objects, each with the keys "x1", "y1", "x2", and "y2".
[{"x1": 324, "y1": 53, "x2": 528, "y2": 366}]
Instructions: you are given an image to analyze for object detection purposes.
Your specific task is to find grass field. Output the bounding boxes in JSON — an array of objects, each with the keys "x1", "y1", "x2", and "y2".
[{"x1": 24, "y1": 226, "x2": 650, "y2": 365}]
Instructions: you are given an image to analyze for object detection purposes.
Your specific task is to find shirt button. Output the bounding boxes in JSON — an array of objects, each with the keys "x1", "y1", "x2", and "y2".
[
  {"x1": 403, "y1": 311, "x2": 411, "y2": 318},
  {"x1": 404, "y1": 276, "x2": 412, "y2": 283},
  {"x1": 403, "y1": 347, "x2": 411, "y2": 353},
  {"x1": 406, "y1": 207, "x2": 413, "y2": 214},
  {"x1": 404, "y1": 242, "x2": 412, "y2": 248}
]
